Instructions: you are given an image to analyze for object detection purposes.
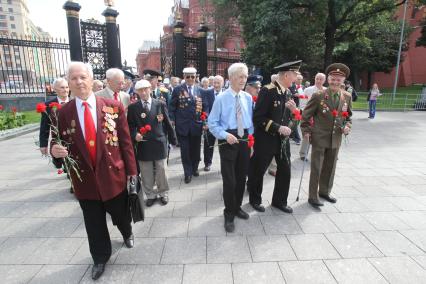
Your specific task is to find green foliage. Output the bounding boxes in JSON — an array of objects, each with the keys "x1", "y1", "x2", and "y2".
[{"x1": 0, "y1": 110, "x2": 25, "y2": 131}]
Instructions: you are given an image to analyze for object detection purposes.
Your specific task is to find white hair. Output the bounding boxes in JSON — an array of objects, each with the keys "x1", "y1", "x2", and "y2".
[
  {"x1": 201, "y1": 77, "x2": 209, "y2": 84},
  {"x1": 297, "y1": 74, "x2": 303, "y2": 80},
  {"x1": 228, "y1": 63, "x2": 248, "y2": 78},
  {"x1": 214, "y1": 75, "x2": 224, "y2": 83},
  {"x1": 271, "y1": 74, "x2": 278, "y2": 83},
  {"x1": 208, "y1": 76, "x2": 215, "y2": 80},
  {"x1": 315, "y1": 72, "x2": 326, "y2": 80},
  {"x1": 106, "y1": 68, "x2": 124, "y2": 80},
  {"x1": 66, "y1": 61, "x2": 93, "y2": 79},
  {"x1": 52, "y1": 77, "x2": 68, "y2": 89}
]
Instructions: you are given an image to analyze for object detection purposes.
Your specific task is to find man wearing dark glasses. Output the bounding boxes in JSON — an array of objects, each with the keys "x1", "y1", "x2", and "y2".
[{"x1": 169, "y1": 67, "x2": 208, "y2": 184}]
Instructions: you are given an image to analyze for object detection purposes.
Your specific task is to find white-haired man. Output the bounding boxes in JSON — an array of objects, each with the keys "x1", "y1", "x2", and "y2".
[
  {"x1": 208, "y1": 63, "x2": 253, "y2": 233},
  {"x1": 96, "y1": 68, "x2": 131, "y2": 110},
  {"x1": 299, "y1": 72, "x2": 326, "y2": 161},
  {"x1": 50, "y1": 62, "x2": 137, "y2": 280}
]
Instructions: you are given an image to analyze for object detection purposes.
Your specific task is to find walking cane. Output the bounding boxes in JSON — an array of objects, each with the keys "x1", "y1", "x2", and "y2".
[
  {"x1": 296, "y1": 143, "x2": 310, "y2": 202},
  {"x1": 166, "y1": 144, "x2": 171, "y2": 165}
]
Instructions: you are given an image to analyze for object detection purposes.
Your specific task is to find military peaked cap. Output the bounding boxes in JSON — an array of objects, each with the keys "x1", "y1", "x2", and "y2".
[
  {"x1": 274, "y1": 60, "x2": 302, "y2": 72},
  {"x1": 325, "y1": 63, "x2": 350, "y2": 78}
]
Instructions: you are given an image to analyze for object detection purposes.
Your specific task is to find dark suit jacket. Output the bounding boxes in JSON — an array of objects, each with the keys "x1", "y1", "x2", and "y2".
[
  {"x1": 39, "y1": 97, "x2": 59, "y2": 148},
  {"x1": 127, "y1": 99, "x2": 177, "y2": 161},
  {"x1": 169, "y1": 83, "x2": 208, "y2": 136},
  {"x1": 51, "y1": 96, "x2": 137, "y2": 201},
  {"x1": 199, "y1": 88, "x2": 215, "y2": 114}
]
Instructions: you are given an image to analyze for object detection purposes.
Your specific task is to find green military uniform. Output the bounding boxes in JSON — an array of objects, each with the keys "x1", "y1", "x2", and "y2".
[{"x1": 300, "y1": 63, "x2": 352, "y2": 205}]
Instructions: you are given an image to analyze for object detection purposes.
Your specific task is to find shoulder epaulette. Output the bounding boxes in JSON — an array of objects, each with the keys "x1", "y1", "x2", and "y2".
[{"x1": 265, "y1": 83, "x2": 276, "y2": 90}]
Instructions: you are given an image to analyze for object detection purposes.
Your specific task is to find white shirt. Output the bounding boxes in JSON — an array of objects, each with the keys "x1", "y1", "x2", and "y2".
[
  {"x1": 301, "y1": 85, "x2": 327, "y2": 109},
  {"x1": 75, "y1": 93, "x2": 97, "y2": 139},
  {"x1": 141, "y1": 96, "x2": 152, "y2": 111},
  {"x1": 57, "y1": 96, "x2": 69, "y2": 104}
]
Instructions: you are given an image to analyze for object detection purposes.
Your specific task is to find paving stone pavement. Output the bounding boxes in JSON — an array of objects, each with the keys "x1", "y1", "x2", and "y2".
[{"x1": 1, "y1": 111, "x2": 426, "y2": 283}]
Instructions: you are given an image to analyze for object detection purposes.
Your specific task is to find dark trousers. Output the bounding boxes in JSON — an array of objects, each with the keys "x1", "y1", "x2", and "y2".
[
  {"x1": 177, "y1": 134, "x2": 201, "y2": 177},
  {"x1": 203, "y1": 130, "x2": 216, "y2": 166},
  {"x1": 79, "y1": 190, "x2": 132, "y2": 264},
  {"x1": 218, "y1": 135, "x2": 249, "y2": 215},
  {"x1": 247, "y1": 151, "x2": 291, "y2": 206}
]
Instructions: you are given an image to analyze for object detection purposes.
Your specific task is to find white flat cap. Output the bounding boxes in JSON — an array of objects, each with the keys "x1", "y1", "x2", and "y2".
[
  {"x1": 183, "y1": 67, "x2": 197, "y2": 74},
  {"x1": 134, "y1": 79, "x2": 151, "y2": 89},
  {"x1": 163, "y1": 78, "x2": 170, "y2": 84}
]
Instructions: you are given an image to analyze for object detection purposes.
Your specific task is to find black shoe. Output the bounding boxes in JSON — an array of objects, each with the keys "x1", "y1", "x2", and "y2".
[
  {"x1": 184, "y1": 176, "x2": 192, "y2": 184},
  {"x1": 124, "y1": 233, "x2": 134, "y2": 248},
  {"x1": 91, "y1": 263, "x2": 106, "y2": 280},
  {"x1": 160, "y1": 196, "x2": 169, "y2": 205},
  {"x1": 236, "y1": 208, "x2": 249, "y2": 220},
  {"x1": 224, "y1": 214, "x2": 235, "y2": 233},
  {"x1": 250, "y1": 203, "x2": 265, "y2": 212},
  {"x1": 69, "y1": 187, "x2": 74, "y2": 194},
  {"x1": 300, "y1": 157, "x2": 308, "y2": 162},
  {"x1": 204, "y1": 166, "x2": 211, "y2": 172},
  {"x1": 193, "y1": 170, "x2": 200, "y2": 177},
  {"x1": 308, "y1": 198, "x2": 324, "y2": 207},
  {"x1": 319, "y1": 194, "x2": 337, "y2": 203},
  {"x1": 146, "y1": 198, "x2": 156, "y2": 207},
  {"x1": 272, "y1": 203, "x2": 293, "y2": 213}
]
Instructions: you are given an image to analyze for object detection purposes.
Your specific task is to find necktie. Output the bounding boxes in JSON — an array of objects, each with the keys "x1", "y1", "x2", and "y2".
[
  {"x1": 113, "y1": 92, "x2": 119, "y2": 101},
  {"x1": 333, "y1": 93, "x2": 339, "y2": 108},
  {"x1": 143, "y1": 100, "x2": 149, "y2": 111},
  {"x1": 188, "y1": 86, "x2": 192, "y2": 96},
  {"x1": 235, "y1": 94, "x2": 244, "y2": 138},
  {"x1": 82, "y1": 102, "x2": 96, "y2": 167}
]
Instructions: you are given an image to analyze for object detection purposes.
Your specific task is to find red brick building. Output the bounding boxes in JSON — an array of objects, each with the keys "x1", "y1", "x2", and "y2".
[
  {"x1": 136, "y1": 0, "x2": 244, "y2": 78},
  {"x1": 361, "y1": 3, "x2": 426, "y2": 89}
]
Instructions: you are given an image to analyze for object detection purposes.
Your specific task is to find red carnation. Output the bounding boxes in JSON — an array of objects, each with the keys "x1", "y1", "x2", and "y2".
[
  {"x1": 0, "y1": 105, "x2": 3, "y2": 111},
  {"x1": 341, "y1": 111, "x2": 349, "y2": 118},
  {"x1": 36, "y1": 103, "x2": 47, "y2": 113},
  {"x1": 252, "y1": 95, "x2": 258, "y2": 103},
  {"x1": 298, "y1": 95, "x2": 305, "y2": 99},
  {"x1": 11, "y1": 106, "x2": 17, "y2": 113},
  {"x1": 294, "y1": 114, "x2": 302, "y2": 121},
  {"x1": 248, "y1": 134, "x2": 254, "y2": 141},
  {"x1": 200, "y1": 114, "x2": 207, "y2": 121},
  {"x1": 331, "y1": 109, "x2": 338, "y2": 118},
  {"x1": 145, "y1": 124, "x2": 152, "y2": 132},
  {"x1": 247, "y1": 140, "x2": 255, "y2": 148},
  {"x1": 139, "y1": 126, "x2": 146, "y2": 135},
  {"x1": 292, "y1": 108, "x2": 301, "y2": 116},
  {"x1": 49, "y1": 102, "x2": 61, "y2": 110},
  {"x1": 57, "y1": 169, "x2": 64, "y2": 174}
]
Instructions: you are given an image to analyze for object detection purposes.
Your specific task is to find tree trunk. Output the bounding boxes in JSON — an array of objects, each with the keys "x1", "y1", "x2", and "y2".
[{"x1": 323, "y1": 21, "x2": 336, "y2": 69}]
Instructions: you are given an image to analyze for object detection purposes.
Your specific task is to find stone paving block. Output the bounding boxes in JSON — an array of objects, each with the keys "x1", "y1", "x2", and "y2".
[
  {"x1": 29, "y1": 264, "x2": 89, "y2": 284},
  {"x1": 0, "y1": 189, "x2": 27, "y2": 202},
  {"x1": 161, "y1": 237, "x2": 206, "y2": 264},
  {"x1": 0, "y1": 264, "x2": 42, "y2": 284},
  {"x1": 259, "y1": 215, "x2": 303, "y2": 235},
  {"x1": 399, "y1": 229, "x2": 426, "y2": 251},
  {"x1": 369, "y1": 256, "x2": 426, "y2": 284},
  {"x1": 356, "y1": 197, "x2": 400, "y2": 212},
  {"x1": 168, "y1": 189, "x2": 193, "y2": 202},
  {"x1": 128, "y1": 218, "x2": 154, "y2": 238},
  {"x1": 5, "y1": 202, "x2": 52, "y2": 218},
  {"x1": 333, "y1": 198, "x2": 368, "y2": 213},
  {"x1": 393, "y1": 211, "x2": 426, "y2": 229},
  {"x1": 131, "y1": 264, "x2": 183, "y2": 284},
  {"x1": 325, "y1": 232, "x2": 383, "y2": 258},
  {"x1": 247, "y1": 235, "x2": 296, "y2": 262},
  {"x1": 361, "y1": 212, "x2": 411, "y2": 230},
  {"x1": 240, "y1": 201, "x2": 274, "y2": 216},
  {"x1": 188, "y1": 216, "x2": 226, "y2": 237},
  {"x1": 80, "y1": 264, "x2": 135, "y2": 284},
  {"x1": 34, "y1": 217, "x2": 82, "y2": 237},
  {"x1": 327, "y1": 212, "x2": 375, "y2": 232},
  {"x1": 149, "y1": 217, "x2": 189, "y2": 238},
  {"x1": 412, "y1": 255, "x2": 426, "y2": 269},
  {"x1": 173, "y1": 201, "x2": 206, "y2": 217},
  {"x1": 183, "y1": 263, "x2": 233, "y2": 284},
  {"x1": 0, "y1": 201, "x2": 20, "y2": 216},
  {"x1": 25, "y1": 237, "x2": 85, "y2": 264},
  {"x1": 325, "y1": 258, "x2": 387, "y2": 284},
  {"x1": 291, "y1": 202, "x2": 339, "y2": 214},
  {"x1": 34, "y1": 202, "x2": 82, "y2": 218},
  {"x1": 206, "y1": 201, "x2": 224, "y2": 217},
  {"x1": 191, "y1": 188, "x2": 222, "y2": 201},
  {"x1": 69, "y1": 239, "x2": 123, "y2": 265},
  {"x1": 363, "y1": 231, "x2": 424, "y2": 256},
  {"x1": 333, "y1": 187, "x2": 364, "y2": 198},
  {"x1": 229, "y1": 216, "x2": 265, "y2": 236},
  {"x1": 232, "y1": 262, "x2": 285, "y2": 284},
  {"x1": 207, "y1": 236, "x2": 252, "y2": 263},
  {"x1": 294, "y1": 214, "x2": 339, "y2": 234},
  {"x1": 144, "y1": 202, "x2": 175, "y2": 218},
  {"x1": 115, "y1": 238, "x2": 165, "y2": 264},
  {"x1": 0, "y1": 237, "x2": 47, "y2": 264},
  {"x1": 287, "y1": 234, "x2": 340, "y2": 260},
  {"x1": 385, "y1": 196, "x2": 426, "y2": 211},
  {"x1": 279, "y1": 260, "x2": 337, "y2": 284}
]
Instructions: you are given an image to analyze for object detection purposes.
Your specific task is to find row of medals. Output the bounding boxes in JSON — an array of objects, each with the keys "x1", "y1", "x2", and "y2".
[{"x1": 103, "y1": 112, "x2": 119, "y2": 146}]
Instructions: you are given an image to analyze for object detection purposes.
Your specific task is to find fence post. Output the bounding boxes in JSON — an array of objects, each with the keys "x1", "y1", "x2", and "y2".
[
  {"x1": 197, "y1": 22, "x2": 209, "y2": 79},
  {"x1": 63, "y1": 1, "x2": 83, "y2": 61},
  {"x1": 173, "y1": 13, "x2": 185, "y2": 79},
  {"x1": 102, "y1": 7, "x2": 122, "y2": 69},
  {"x1": 404, "y1": 93, "x2": 408, "y2": 112}
]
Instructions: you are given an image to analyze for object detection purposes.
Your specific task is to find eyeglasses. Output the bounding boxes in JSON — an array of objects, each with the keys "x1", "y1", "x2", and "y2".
[{"x1": 185, "y1": 75, "x2": 196, "y2": 79}]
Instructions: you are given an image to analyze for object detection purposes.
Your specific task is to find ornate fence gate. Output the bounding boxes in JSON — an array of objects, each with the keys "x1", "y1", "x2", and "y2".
[{"x1": 80, "y1": 21, "x2": 109, "y2": 80}]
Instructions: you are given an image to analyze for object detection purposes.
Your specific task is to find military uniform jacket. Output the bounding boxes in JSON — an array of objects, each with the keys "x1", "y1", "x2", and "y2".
[
  {"x1": 301, "y1": 88, "x2": 352, "y2": 149},
  {"x1": 169, "y1": 84, "x2": 208, "y2": 137},
  {"x1": 253, "y1": 81, "x2": 292, "y2": 156},
  {"x1": 127, "y1": 99, "x2": 177, "y2": 161},
  {"x1": 51, "y1": 96, "x2": 137, "y2": 201}
]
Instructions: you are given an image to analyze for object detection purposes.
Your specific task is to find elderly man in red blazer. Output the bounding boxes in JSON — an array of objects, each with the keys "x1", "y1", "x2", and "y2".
[{"x1": 51, "y1": 62, "x2": 137, "y2": 280}]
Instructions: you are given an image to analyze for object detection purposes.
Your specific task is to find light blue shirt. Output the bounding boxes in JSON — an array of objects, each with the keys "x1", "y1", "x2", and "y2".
[{"x1": 208, "y1": 88, "x2": 253, "y2": 140}]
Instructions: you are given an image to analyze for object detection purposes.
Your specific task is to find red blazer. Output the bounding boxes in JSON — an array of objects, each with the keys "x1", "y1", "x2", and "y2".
[{"x1": 52, "y1": 96, "x2": 137, "y2": 201}]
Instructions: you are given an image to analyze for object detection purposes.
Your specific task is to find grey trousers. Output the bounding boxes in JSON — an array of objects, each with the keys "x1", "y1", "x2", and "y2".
[
  {"x1": 139, "y1": 159, "x2": 169, "y2": 199},
  {"x1": 299, "y1": 135, "x2": 310, "y2": 158},
  {"x1": 308, "y1": 147, "x2": 339, "y2": 201}
]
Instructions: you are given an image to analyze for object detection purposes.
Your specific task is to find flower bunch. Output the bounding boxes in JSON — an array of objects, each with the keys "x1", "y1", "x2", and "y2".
[
  {"x1": 139, "y1": 124, "x2": 152, "y2": 135},
  {"x1": 200, "y1": 111, "x2": 207, "y2": 122},
  {"x1": 0, "y1": 105, "x2": 4, "y2": 111}
]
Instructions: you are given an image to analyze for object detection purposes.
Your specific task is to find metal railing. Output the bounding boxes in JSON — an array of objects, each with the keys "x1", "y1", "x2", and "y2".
[{"x1": 352, "y1": 91, "x2": 426, "y2": 111}]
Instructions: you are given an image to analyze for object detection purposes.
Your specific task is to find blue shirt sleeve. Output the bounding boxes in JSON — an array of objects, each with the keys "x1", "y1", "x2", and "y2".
[{"x1": 208, "y1": 95, "x2": 228, "y2": 140}]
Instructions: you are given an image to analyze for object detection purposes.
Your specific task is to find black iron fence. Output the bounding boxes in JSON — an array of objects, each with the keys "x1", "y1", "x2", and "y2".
[{"x1": 0, "y1": 35, "x2": 70, "y2": 97}]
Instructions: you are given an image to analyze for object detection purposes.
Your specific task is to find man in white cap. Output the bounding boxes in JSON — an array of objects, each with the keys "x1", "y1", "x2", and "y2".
[
  {"x1": 127, "y1": 79, "x2": 177, "y2": 206},
  {"x1": 169, "y1": 67, "x2": 207, "y2": 184}
]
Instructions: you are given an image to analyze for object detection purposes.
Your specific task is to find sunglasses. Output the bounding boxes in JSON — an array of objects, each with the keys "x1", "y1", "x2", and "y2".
[{"x1": 185, "y1": 75, "x2": 196, "y2": 79}]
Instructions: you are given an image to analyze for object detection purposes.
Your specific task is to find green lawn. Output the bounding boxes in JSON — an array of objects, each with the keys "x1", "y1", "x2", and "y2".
[{"x1": 22, "y1": 110, "x2": 41, "y2": 124}]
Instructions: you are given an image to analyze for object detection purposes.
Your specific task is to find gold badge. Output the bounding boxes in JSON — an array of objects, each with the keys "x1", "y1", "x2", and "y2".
[
  {"x1": 141, "y1": 113, "x2": 146, "y2": 118},
  {"x1": 89, "y1": 140, "x2": 95, "y2": 147},
  {"x1": 112, "y1": 136, "x2": 118, "y2": 142},
  {"x1": 70, "y1": 120, "x2": 76, "y2": 128}
]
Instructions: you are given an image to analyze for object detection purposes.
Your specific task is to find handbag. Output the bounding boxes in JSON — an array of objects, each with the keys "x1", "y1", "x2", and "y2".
[{"x1": 127, "y1": 175, "x2": 145, "y2": 223}]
